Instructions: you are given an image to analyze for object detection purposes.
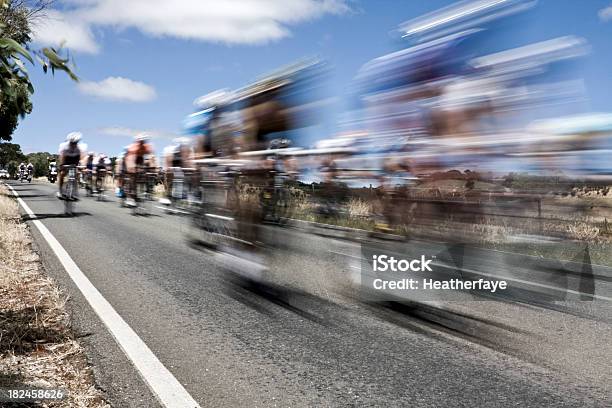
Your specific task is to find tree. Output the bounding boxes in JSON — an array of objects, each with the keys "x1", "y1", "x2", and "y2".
[
  {"x1": 7, "y1": 159, "x2": 18, "y2": 175},
  {"x1": 0, "y1": 140, "x2": 25, "y2": 166},
  {"x1": 0, "y1": 0, "x2": 77, "y2": 141},
  {"x1": 25, "y1": 150, "x2": 52, "y2": 176},
  {"x1": 0, "y1": 81, "x2": 31, "y2": 138},
  {"x1": 0, "y1": 0, "x2": 42, "y2": 44},
  {"x1": 0, "y1": 140, "x2": 25, "y2": 176}
]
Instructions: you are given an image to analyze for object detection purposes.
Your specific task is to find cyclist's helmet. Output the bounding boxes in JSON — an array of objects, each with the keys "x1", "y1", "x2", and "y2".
[
  {"x1": 135, "y1": 132, "x2": 150, "y2": 142},
  {"x1": 67, "y1": 131, "x2": 82, "y2": 144}
]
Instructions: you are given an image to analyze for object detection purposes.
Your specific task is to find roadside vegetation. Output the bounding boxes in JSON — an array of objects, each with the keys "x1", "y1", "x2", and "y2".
[
  {"x1": 0, "y1": 141, "x2": 57, "y2": 178},
  {"x1": 0, "y1": 184, "x2": 109, "y2": 407},
  {"x1": 1, "y1": 0, "x2": 77, "y2": 143}
]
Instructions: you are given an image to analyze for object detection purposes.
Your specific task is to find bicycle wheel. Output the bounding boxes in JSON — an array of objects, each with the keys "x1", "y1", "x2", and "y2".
[{"x1": 64, "y1": 183, "x2": 73, "y2": 215}]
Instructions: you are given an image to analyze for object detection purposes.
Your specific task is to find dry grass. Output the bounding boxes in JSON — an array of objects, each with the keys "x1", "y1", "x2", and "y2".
[
  {"x1": 0, "y1": 184, "x2": 109, "y2": 407},
  {"x1": 346, "y1": 198, "x2": 372, "y2": 218}
]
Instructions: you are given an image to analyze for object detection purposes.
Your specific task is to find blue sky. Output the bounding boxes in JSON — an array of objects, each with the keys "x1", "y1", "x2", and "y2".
[{"x1": 12, "y1": 0, "x2": 612, "y2": 155}]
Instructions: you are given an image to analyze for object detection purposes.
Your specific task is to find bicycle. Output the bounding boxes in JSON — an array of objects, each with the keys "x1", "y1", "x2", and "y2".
[
  {"x1": 62, "y1": 165, "x2": 79, "y2": 216},
  {"x1": 131, "y1": 165, "x2": 156, "y2": 215},
  {"x1": 84, "y1": 169, "x2": 94, "y2": 197},
  {"x1": 94, "y1": 168, "x2": 107, "y2": 201},
  {"x1": 188, "y1": 160, "x2": 244, "y2": 248}
]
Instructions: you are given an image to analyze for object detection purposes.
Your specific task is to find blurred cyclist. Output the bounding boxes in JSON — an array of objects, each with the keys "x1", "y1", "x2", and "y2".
[
  {"x1": 24, "y1": 162, "x2": 34, "y2": 182},
  {"x1": 18, "y1": 162, "x2": 26, "y2": 179},
  {"x1": 115, "y1": 146, "x2": 129, "y2": 198},
  {"x1": 161, "y1": 137, "x2": 193, "y2": 205},
  {"x1": 57, "y1": 132, "x2": 86, "y2": 199},
  {"x1": 94, "y1": 153, "x2": 111, "y2": 193},
  {"x1": 124, "y1": 133, "x2": 155, "y2": 207},
  {"x1": 84, "y1": 151, "x2": 95, "y2": 192}
]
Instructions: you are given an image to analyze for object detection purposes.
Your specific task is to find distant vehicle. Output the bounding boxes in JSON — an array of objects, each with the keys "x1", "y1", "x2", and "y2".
[{"x1": 0, "y1": 169, "x2": 9, "y2": 179}]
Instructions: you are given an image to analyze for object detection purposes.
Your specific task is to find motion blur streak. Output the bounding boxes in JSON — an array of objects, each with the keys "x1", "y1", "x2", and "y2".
[{"x1": 128, "y1": 1, "x2": 612, "y2": 386}]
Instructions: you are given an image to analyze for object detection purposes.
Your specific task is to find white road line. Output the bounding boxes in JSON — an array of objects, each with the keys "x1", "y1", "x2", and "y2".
[{"x1": 5, "y1": 183, "x2": 200, "y2": 408}]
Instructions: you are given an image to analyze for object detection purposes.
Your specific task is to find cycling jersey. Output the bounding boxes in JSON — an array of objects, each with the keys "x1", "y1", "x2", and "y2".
[
  {"x1": 63, "y1": 146, "x2": 81, "y2": 166},
  {"x1": 128, "y1": 142, "x2": 153, "y2": 167},
  {"x1": 96, "y1": 157, "x2": 108, "y2": 171},
  {"x1": 172, "y1": 149, "x2": 182, "y2": 168},
  {"x1": 86, "y1": 157, "x2": 94, "y2": 170}
]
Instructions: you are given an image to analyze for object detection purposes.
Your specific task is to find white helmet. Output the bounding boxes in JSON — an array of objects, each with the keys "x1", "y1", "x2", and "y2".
[
  {"x1": 135, "y1": 132, "x2": 150, "y2": 142},
  {"x1": 66, "y1": 131, "x2": 82, "y2": 143}
]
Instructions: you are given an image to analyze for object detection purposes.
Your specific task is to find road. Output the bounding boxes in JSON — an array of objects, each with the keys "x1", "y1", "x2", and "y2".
[{"x1": 5, "y1": 179, "x2": 612, "y2": 407}]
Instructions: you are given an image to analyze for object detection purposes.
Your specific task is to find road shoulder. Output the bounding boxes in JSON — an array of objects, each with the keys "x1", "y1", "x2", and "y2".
[{"x1": 3, "y1": 182, "x2": 162, "y2": 408}]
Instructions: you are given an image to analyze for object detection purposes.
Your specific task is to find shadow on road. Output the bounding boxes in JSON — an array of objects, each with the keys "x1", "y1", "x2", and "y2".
[
  {"x1": 5, "y1": 187, "x2": 35, "y2": 192},
  {"x1": 131, "y1": 212, "x2": 162, "y2": 218},
  {"x1": 225, "y1": 276, "x2": 333, "y2": 326},
  {"x1": 364, "y1": 299, "x2": 526, "y2": 356},
  {"x1": 21, "y1": 212, "x2": 92, "y2": 221},
  {"x1": 12, "y1": 194, "x2": 51, "y2": 199}
]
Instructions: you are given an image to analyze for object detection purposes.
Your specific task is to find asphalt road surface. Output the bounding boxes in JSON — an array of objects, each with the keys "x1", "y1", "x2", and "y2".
[{"x1": 5, "y1": 180, "x2": 612, "y2": 407}]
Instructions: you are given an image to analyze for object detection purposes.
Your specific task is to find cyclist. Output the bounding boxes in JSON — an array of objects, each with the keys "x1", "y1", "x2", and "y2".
[
  {"x1": 84, "y1": 151, "x2": 95, "y2": 193},
  {"x1": 48, "y1": 160, "x2": 58, "y2": 183},
  {"x1": 25, "y1": 162, "x2": 34, "y2": 181},
  {"x1": 85, "y1": 152, "x2": 95, "y2": 170},
  {"x1": 115, "y1": 146, "x2": 129, "y2": 198},
  {"x1": 125, "y1": 133, "x2": 155, "y2": 207},
  {"x1": 161, "y1": 137, "x2": 193, "y2": 205},
  {"x1": 57, "y1": 132, "x2": 86, "y2": 199},
  {"x1": 18, "y1": 162, "x2": 26, "y2": 180},
  {"x1": 94, "y1": 153, "x2": 111, "y2": 193}
]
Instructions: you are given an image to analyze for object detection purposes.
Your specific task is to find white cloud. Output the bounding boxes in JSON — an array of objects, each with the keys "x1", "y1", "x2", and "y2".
[
  {"x1": 33, "y1": 0, "x2": 350, "y2": 52},
  {"x1": 78, "y1": 76, "x2": 157, "y2": 102},
  {"x1": 32, "y1": 10, "x2": 99, "y2": 54},
  {"x1": 599, "y1": 5, "x2": 612, "y2": 21}
]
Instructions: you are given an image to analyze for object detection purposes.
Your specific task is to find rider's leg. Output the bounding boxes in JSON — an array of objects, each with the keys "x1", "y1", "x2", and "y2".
[
  {"x1": 58, "y1": 168, "x2": 66, "y2": 191},
  {"x1": 129, "y1": 172, "x2": 137, "y2": 199},
  {"x1": 95, "y1": 171, "x2": 101, "y2": 192},
  {"x1": 165, "y1": 170, "x2": 173, "y2": 199}
]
